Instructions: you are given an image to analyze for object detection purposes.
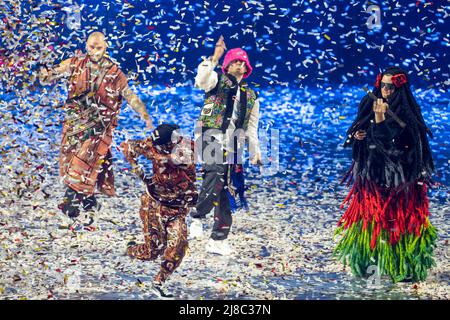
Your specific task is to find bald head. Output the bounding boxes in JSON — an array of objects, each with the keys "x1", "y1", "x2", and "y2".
[
  {"x1": 87, "y1": 31, "x2": 106, "y2": 43},
  {"x1": 86, "y1": 31, "x2": 107, "y2": 63}
]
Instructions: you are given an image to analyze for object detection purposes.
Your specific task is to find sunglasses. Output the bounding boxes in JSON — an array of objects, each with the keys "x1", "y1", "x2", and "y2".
[
  {"x1": 381, "y1": 82, "x2": 395, "y2": 90},
  {"x1": 230, "y1": 60, "x2": 246, "y2": 66}
]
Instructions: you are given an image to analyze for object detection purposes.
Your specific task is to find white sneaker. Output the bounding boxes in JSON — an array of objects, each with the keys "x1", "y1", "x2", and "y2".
[
  {"x1": 206, "y1": 238, "x2": 233, "y2": 256},
  {"x1": 189, "y1": 219, "x2": 204, "y2": 239}
]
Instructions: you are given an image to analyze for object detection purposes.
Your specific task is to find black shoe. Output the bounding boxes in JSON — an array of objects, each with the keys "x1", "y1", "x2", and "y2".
[
  {"x1": 59, "y1": 201, "x2": 80, "y2": 218},
  {"x1": 83, "y1": 195, "x2": 101, "y2": 212},
  {"x1": 60, "y1": 187, "x2": 83, "y2": 218},
  {"x1": 124, "y1": 241, "x2": 137, "y2": 256},
  {"x1": 127, "y1": 241, "x2": 137, "y2": 247},
  {"x1": 150, "y1": 282, "x2": 174, "y2": 299}
]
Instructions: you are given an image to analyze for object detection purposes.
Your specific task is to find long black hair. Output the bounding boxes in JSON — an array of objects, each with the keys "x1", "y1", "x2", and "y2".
[{"x1": 345, "y1": 67, "x2": 434, "y2": 185}]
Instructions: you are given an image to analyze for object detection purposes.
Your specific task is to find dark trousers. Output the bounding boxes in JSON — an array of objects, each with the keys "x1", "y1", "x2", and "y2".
[
  {"x1": 192, "y1": 135, "x2": 232, "y2": 240},
  {"x1": 229, "y1": 164, "x2": 249, "y2": 211},
  {"x1": 60, "y1": 187, "x2": 98, "y2": 218}
]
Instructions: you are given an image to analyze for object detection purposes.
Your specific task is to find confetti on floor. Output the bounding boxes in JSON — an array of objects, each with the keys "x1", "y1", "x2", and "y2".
[{"x1": 0, "y1": 0, "x2": 449, "y2": 300}]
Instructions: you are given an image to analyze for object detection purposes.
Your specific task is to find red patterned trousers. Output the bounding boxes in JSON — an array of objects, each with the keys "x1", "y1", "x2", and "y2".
[{"x1": 127, "y1": 193, "x2": 189, "y2": 283}]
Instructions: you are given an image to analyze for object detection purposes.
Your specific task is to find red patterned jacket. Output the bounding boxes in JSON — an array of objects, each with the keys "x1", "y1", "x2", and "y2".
[{"x1": 121, "y1": 137, "x2": 197, "y2": 208}]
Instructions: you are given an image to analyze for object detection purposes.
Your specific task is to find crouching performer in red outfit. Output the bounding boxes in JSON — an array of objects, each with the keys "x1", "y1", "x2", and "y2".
[{"x1": 121, "y1": 123, "x2": 197, "y2": 298}]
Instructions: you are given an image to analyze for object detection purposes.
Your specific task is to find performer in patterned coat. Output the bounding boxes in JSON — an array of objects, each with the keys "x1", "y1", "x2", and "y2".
[{"x1": 39, "y1": 31, "x2": 153, "y2": 229}]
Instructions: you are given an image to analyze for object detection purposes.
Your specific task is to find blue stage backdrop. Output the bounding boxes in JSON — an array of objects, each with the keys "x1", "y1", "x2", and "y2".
[
  {"x1": 0, "y1": 1, "x2": 449, "y2": 190},
  {"x1": 0, "y1": 0, "x2": 448, "y2": 89}
]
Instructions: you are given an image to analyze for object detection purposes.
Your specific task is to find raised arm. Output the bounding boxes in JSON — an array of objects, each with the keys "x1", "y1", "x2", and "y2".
[
  {"x1": 39, "y1": 58, "x2": 72, "y2": 85},
  {"x1": 194, "y1": 36, "x2": 226, "y2": 92}
]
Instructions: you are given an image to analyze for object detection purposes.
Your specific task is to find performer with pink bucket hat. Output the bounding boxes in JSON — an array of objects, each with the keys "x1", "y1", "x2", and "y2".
[{"x1": 189, "y1": 35, "x2": 262, "y2": 255}]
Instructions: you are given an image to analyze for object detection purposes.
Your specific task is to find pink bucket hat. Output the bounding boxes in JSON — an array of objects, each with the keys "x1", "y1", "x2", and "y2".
[{"x1": 222, "y1": 48, "x2": 253, "y2": 78}]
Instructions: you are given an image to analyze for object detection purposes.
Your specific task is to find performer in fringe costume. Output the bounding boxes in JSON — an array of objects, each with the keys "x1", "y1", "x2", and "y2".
[{"x1": 335, "y1": 67, "x2": 437, "y2": 282}]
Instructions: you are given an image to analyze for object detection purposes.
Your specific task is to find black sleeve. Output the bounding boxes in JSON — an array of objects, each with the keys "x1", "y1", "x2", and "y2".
[
  {"x1": 372, "y1": 121, "x2": 395, "y2": 142},
  {"x1": 363, "y1": 121, "x2": 405, "y2": 186},
  {"x1": 371, "y1": 120, "x2": 404, "y2": 144}
]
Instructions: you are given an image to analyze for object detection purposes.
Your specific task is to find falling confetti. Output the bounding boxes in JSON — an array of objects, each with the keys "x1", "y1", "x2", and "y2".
[{"x1": 0, "y1": 0, "x2": 448, "y2": 300}]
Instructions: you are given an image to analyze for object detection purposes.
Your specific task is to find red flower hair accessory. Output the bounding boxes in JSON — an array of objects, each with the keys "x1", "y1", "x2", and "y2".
[
  {"x1": 391, "y1": 73, "x2": 408, "y2": 88},
  {"x1": 374, "y1": 73, "x2": 382, "y2": 89}
]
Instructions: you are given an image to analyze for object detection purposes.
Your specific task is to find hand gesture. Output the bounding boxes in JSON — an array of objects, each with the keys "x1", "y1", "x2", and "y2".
[
  {"x1": 354, "y1": 130, "x2": 366, "y2": 141},
  {"x1": 373, "y1": 98, "x2": 388, "y2": 115},
  {"x1": 120, "y1": 141, "x2": 138, "y2": 167},
  {"x1": 250, "y1": 152, "x2": 262, "y2": 166},
  {"x1": 120, "y1": 141, "x2": 129, "y2": 154},
  {"x1": 373, "y1": 98, "x2": 388, "y2": 123}
]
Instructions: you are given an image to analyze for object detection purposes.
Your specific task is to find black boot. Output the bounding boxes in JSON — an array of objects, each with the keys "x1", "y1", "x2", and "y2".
[
  {"x1": 82, "y1": 194, "x2": 100, "y2": 211},
  {"x1": 59, "y1": 187, "x2": 82, "y2": 218}
]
